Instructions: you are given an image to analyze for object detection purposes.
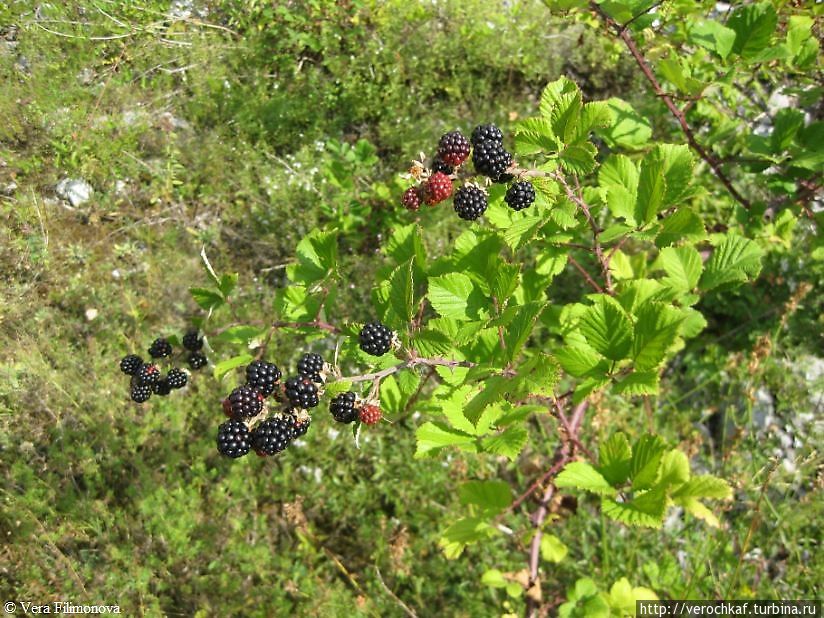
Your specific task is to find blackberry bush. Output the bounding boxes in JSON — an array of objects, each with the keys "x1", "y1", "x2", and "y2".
[
  {"x1": 453, "y1": 186, "x2": 488, "y2": 221},
  {"x1": 284, "y1": 376, "x2": 319, "y2": 409},
  {"x1": 359, "y1": 322, "x2": 393, "y2": 356},
  {"x1": 216, "y1": 419, "x2": 251, "y2": 459},
  {"x1": 224, "y1": 385, "x2": 264, "y2": 420},
  {"x1": 246, "y1": 360, "x2": 281, "y2": 397}
]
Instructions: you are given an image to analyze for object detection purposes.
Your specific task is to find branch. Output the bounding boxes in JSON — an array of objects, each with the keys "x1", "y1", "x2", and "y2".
[
  {"x1": 339, "y1": 357, "x2": 476, "y2": 384},
  {"x1": 590, "y1": 2, "x2": 753, "y2": 210}
]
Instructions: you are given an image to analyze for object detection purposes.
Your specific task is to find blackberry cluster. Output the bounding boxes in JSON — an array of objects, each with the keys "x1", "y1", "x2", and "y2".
[
  {"x1": 246, "y1": 360, "x2": 282, "y2": 397},
  {"x1": 453, "y1": 186, "x2": 488, "y2": 221},
  {"x1": 217, "y1": 419, "x2": 252, "y2": 458},
  {"x1": 285, "y1": 376, "x2": 320, "y2": 409},
  {"x1": 359, "y1": 321, "x2": 394, "y2": 357},
  {"x1": 297, "y1": 353, "x2": 325, "y2": 383},
  {"x1": 119, "y1": 330, "x2": 200, "y2": 403},
  {"x1": 505, "y1": 181, "x2": 536, "y2": 211},
  {"x1": 223, "y1": 385, "x2": 265, "y2": 420},
  {"x1": 330, "y1": 391, "x2": 359, "y2": 424}
]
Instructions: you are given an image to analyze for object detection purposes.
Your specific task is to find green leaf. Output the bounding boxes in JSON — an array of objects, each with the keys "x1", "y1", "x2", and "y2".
[
  {"x1": 541, "y1": 535, "x2": 569, "y2": 563},
  {"x1": 551, "y1": 91, "x2": 583, "y2": 144},
  {"x1": 699, "y1": 235, "x2": 764, "y2": 291},
  {"x1": 287, "y1": 229, "x2": 338, "y2": 283},
  {"x1": 614, "y1": 371, "x2": 660, "y2": 396},
  {"x1": 579, "y1": 295, "x2": 634, "y2": 361},
  {"x1": 598, "y1": 433, "x2": 632, "y2": 486},
  {"x1": 190, "y1": 287, "x2": 225, "y2": 311},
  {"x1": 324, "y1": 380, "x2": 353, "y2": 397},
  {"x1": 491, "y1": 263, "x2": 520, "y2": 304},
  {"x1": 459, "y1": 480, "x2": 512, "y2": 513},
  {"x1": 514, "y1": 117, "x2": 559, "y2": 155},
  {"x1": 630, "y1": 434, "x2": 668, "y2": 491},
  {"x1": 438, "y1": 517, "x2": 497, "y2": 559},
  {"x1": 428, "y1": 272, "x2": 487, "y2": 321},
  {"x1": 688, "y1": 19, "x2": 736, "y2": 59},
  {"x1": 556, "y1": 344, "x2": 606, "y2": 377},
  {"x1": 657, "y1": 449, "x2": 690, "y2": 488},
  {"x1": 555, "y1": 461, "x2": 617, "y2": 496},
  {"x1": 658, "y1": 246, "x2": 703, "y2": 293},
  {"x1": 217, "y1": 273, "x2": 238, "y2": 298},
  {"x1": 632, "y1": 302, "x2": 684, "y2": 370},
  {"x1": 601, "y1": 486, "x2": 667, "y2": 528},
  {"x1": 771, "y1": 109, "x2": 805, "y2": 152},
  {"x1": 212, "y1": 353, "x2": 253, "y2": 381},
  {"x1": 463, "y1": 375, "x2": 510, "y2": 425},
  {"x1": 503, "y1": 303, "x2": 545, "y2": 363},
  {"x1": 599, "y1": 154, "x2": 638, "y2": 225},
  {"x1": 560, "y1": 140, "x2": 597, "y2": 174},
  {"x1": 635, "y1": 151, "x2": 665, "y2": 225},
  {"x1": 385, "y1": 223, "x2": 427, "y2": 268},
  {"x1": 514, "y1": 353, "x2": 561, "y2": 397},
  {"x1": 656, "y1": 208, "x2": 705, "y2": 248},
  {"x1": 598, "y1": 98, "x2": 652, "y2": 149},
  {"x1": 211, "y1": 325, "x2": 266, "y2": 345},
  {"x1": 656, "y1": 144, "x2": 694, "y2": 207},
  {"x1": 387, "y1": 259, "x2": 415, "y2": 323},
  {"x1": 727, "y1": 1, "x2": 777, "y2": 60},
  {"x1": 671, "y1": 475, "x2": 732, "y2": 500},
  {"x1": 675, "y1": 497, "x2": 722, "y2": 528},
  {"x1": 415, "y1": 422, "x2": 477, "y2": 458},
  {"x1": 481, "y1": 426, "x2": 529, "y2": 461},
  {"x1": 540, "y1": 76, "x2": 580, "y2": 120}
]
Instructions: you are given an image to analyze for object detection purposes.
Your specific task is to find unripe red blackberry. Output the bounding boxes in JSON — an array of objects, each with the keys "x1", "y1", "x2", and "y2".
[
  {"x1": 330, "y1": 391, "x2": 358, "y2": 424},
  {"x1": 217, "y1": 419, "x2": 251, "y2": 458},
  {"x1": 437, "y1": 130, "x2": 471, "y2": 167},
  {"x1": 297, "y1": 353, "x2": 324, "y2": 383},
  {"x1": 182, "y1": 330, "x2": 203, "y2": 351},
  {"x1": 130, "y1": 384, "x2": 152, "y2": 403},
  {"x1": 471, "y1": 124, "x2": 503, "y2": 146},
  {"x1": 505, "y1": 181, "x2": 536, "y2": 211},
  {"x1": 423, "y1": 171, "x2": 453, "y2": 206},
  {"x1": 148, "y1": 337, "x2": 172, "y2": 359},
  {"x1": 401, "y1": 187, "x2": 422, "y2": 212},
  {"x1": 359, "y1": 404, "x2": 382, "y2": 425},
  {"x1": 224, "y1": 385, "x2": 264, "y2": 420},
  {"x1": 246, "y1": 360, "x2": 281, "y2": 397},
  {"x1": 359, "y1": 322, "x2": 394, "y2": 356},
  {"x1": 188, "y1": 351, "x2": 208, "y2": 370},
  {"x1": 251, "y1": 417, "x2": 292, "y2": 456},
  {"x1": 167, "y1": 367, "x2": 188, "y2": 389},
  {"x1": 453, "y1": 186, "x2": 488, "y2": 221},
  {"x1": 134, "y1": 363, "x2": 160, "y2": 386},
  {"x1": 120, "y1": 354, "x2": 143, "y2": 376},
  {"x1": 285, "y1": 376, "x2": 319, "y2": 409}
]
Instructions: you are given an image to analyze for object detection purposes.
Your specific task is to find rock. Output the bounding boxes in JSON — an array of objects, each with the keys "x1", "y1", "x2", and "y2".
[
  {"x1": 55, "y1": 178, "x2": 93, "y2": 207},
  {"x1": 0, "y1": 181, "x2": 17, "y2": 196},
  {"x1": 77, "y1": 68, "x2": 95, "y2": 85}
]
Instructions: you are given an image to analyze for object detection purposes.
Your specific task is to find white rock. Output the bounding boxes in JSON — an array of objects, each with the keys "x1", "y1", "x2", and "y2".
[{"x1": 55, "y1": 178, "x2": 93, "y2": 207}]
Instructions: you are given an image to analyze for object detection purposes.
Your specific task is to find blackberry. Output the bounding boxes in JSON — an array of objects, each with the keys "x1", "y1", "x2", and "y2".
[
  {"x1": 423, "y1": 171, "x2": 453, "y2": 205},
  {"x1": 217, "y1": 419, "x2": 251, "y2": 458},
  {"x1": 330, "y1": 391, "x2": 358, "y2": 424},
  {"x1": 288, "y1": 413, "x2": 311, "y2": 439},
  {"x1": 453, "y1": 186, "x2": 488, "y2": 221},
  {"x1": 471, "y1": 124, "x2": 503, "y2": 146},
  {"x1": 224, "y1": 385, "x2": 265, "y2": 420},
  {"x1": 430, "y1": 157, "x2": 454, "y2": 176},
  {"x1": 359, "y1": 404, "x2": 382, "y2": 426},
  {"x1": 359, "y1": 322, "x2": 394, "y2": 356},
  {"x1": 134, "y1": 363, "x2": 160, "y2": 386},
  {"x1": 251, "y1": 417, "x2": 292, "y2": 456},
  {"x1": 246, "y1": 360, "x2": 281, "y2": 397},
  {"x1": 285, "y1": 376, "x2": 319, "y2": 409},
  {"x1": 437, "y1": 130, "x2": 471, "y2": 167},
  {"x1": 401, "y1": 187, "x2": 422, "y2": 212},
  {"x1": 153, "y1": 378, "x2": 172, "y2": 396},
  {"x1": 167, "y1": 368, "x2": 188, "y2": 389},
  {"x1": 297, "y1": 353, "x2": 324, "y2": 383},
  {"x1": 182, "y1": 330, "x2": 203, "y2": 351},
  {"x1": 130, "y1": 384, "x2": 152, "y2": 403},
  {"x1": 120, "y1": 354, "x2": 143, "y2": 376},
  {"x1": 148, "y1": 337, "x2": 172, "y2": 359},
  {"x1": 505, "y1": 181, "x2": 536, "y2": 211},
  {"x1": 472, "y1": 140, "x2": 513, "y2": 182},
  {"x1": 188, "y1": 351, "x2": 208, "y2": 370}
]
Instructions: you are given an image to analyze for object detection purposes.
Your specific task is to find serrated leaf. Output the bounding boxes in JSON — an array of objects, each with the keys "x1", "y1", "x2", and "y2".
[
  {"x1": 541, "y1": 535, "x2": 569, "y2": 563},
  {"x1": 460, "y1": 480, "x2": 512, "y2": 513},
  {"x1": 463, "y1": 375, "x2": 510, "y2": 425},
  {"x1": 671, "y1": 475, "x2": 732, "y2": 500},
  {"x1": 599, "y1": 154, "x2": 639, "y2": 225},
  {"x1": 601, "y1": 486, "x2": 666, "y2": 528},
  {"x1": 614, "y1": 371, "x2": 660, "y2": 395},
  {"x1": 324, "y1": 380, "x2": 353, "y2": 397},
  {"x1": 514, "y1": 117, "x2": 559, "y2": 155},
  {"x1": 598, "y1": 433, "x2": 632, "y2": 486},
  {"x1": 560, "y1": 140, "x2": 597, "y2": 174},
  {"x1": 385, "y1": 223, "x2": 427, "y2": 268},
  {"x1": 411, "y1": 329, "x2": 454, "y2": 356},
  {"x1": 632, "y1": 302, "x2": 684, "y2": 371},
  {"x1": 287, "y1": 229, "x2": 338, "y2": 284},
  {"x1": 656, "y1": 208, "x2": 705, "y2": 247},
  {"x1": 212, "y1": 353, "x2": 253, "y2": 381},
  {"x1": 190, "y1": 287, "x2": 225, "y2": 311},
  {"x1": 438, "y1": 517, "x2": 497, "y2": 559},
  {"x1": 540, "y1": 76, "x2": 580, "y2": 120},
  {"x1": 598, "y1": 98, "x2": 652, "y2": 149},
  {"x1": 428, "y1": 272, "x2": 487, "y2": 321},
  {"x1": 658, "y1": 246, "x2": 703, "y2": 293},
  {"x1": 675, "y1": 497, "x2": 721, "y2": 527},
  {"x1": 503, "y1": 303, "x2": 545, "y2": 363},
  {"x1": 700, "y1": 235, "x2": 764, "y2": 291},
  {"x1": 481, "y1": 425, "x2": 529, "y2": 461},
  {"x1": 211, "y1": 325, "x2": 266, "y2": 345},
  {"x1": 551, "y1": 91, "x2": 583, "y2": 144},
  {"x1": 631, "y1": 434, "x2": 668, "y2": 491},
  {"x1": 514, "y1": 353, "x2": 561, "y2": 397},
  {"x1": 580, "y1": 295, "x2": 634, "y2": 361},
  {"x1": 555, "y1": 461, "x2": 617, "y2": 495},
  {"x1": 688, "y1": 19, "x2": 736, "y2": 59},
  {"x1": 556, "y1": 343, "x2": 606, "y2": 377},
  {"x1": 415, "y1": 422, "x2": 477, "y2": 458},
  {"x1": 387, "y1": 259, "x2": 414, "y2": 323},
  {"x1": 491, "y1": 263, "x2": 520, "y2": 304},
  {"x1": 727, "y1": 1, "x2": 777, "y2": 60},
  {"x1": 635, "y1": 152, "x2": 665, "y2": 225},
  {"x1": 657, "y1": 449, "x2": 690, "y2": 488}
]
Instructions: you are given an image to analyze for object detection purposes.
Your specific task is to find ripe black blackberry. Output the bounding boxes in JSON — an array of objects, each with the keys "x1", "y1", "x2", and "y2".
[
  {"x1": 251, "y1": 417, "x2": 292, "y2": 456},
  {"x1": 472, "y1": 140, "x2": 513, "y2": 182},
  {"x1": 285, "y1": 376, "x2": 319, "y2": 409},
  {"x1": 505, "y1": 181, "x2": 536, "y2": 211},
  {"x1": 148, "y1": 337, "x2": 172, "y2": 359},
  {"x1": 430, "y1": 157, "x2": 454, "y2": 176},
  {"x1": 182, "y1": 330, "x2": 203, "y2": 351},
  {"x1": 120, "y1": 354, "x2": 143, "y2": 376},
  {"x1": 134, "y1": 363, "x2": 160, "y2": 386},
  {"x1": 297, "y1": 353, "x2": 324, "y2": 383},
  {"x1": 217, "y1": 419, "x2": 251, "y2": 458},
  {"x1": 153, "y1": 378, "x2": 172, "y2": 396},
  {"x1": 453, "y1": 186, "x2": 488, "y2": 221},
  {"x1": 167, "y1": 368, "x2": 188, "y2": 389},
  {"x1": 359, "y1": 322, "x2": 393, "y2": 356},
  {"x1": 224, "y1": 385, "x2": 264, "y2": 420},
  {"x1": 131, "y1": 383, "x2": 152, "y2": 403},
  {"x1": 330, "y1": 391, "x2": 359, "y2": 424},
  {"x1": 288, "y1": 413, "x2": 311, "y2": 439},
  {"x1": 471, "y1": 124, "x2": 503, "y2": 146},
  {"x1": 188, "y1": 351, "x2": 207, "y2": 370},
  {"x1": 437, "y1": 131, "x2": 471, "y2": 167},
  {"x1": 246, "y1": 360, "x2": 281, "y2": 397}
]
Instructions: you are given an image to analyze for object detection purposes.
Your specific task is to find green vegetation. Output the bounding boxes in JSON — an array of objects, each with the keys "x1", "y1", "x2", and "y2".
[{"x1": 1, "y1": 1, "x2": 821, "y2": 616}]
